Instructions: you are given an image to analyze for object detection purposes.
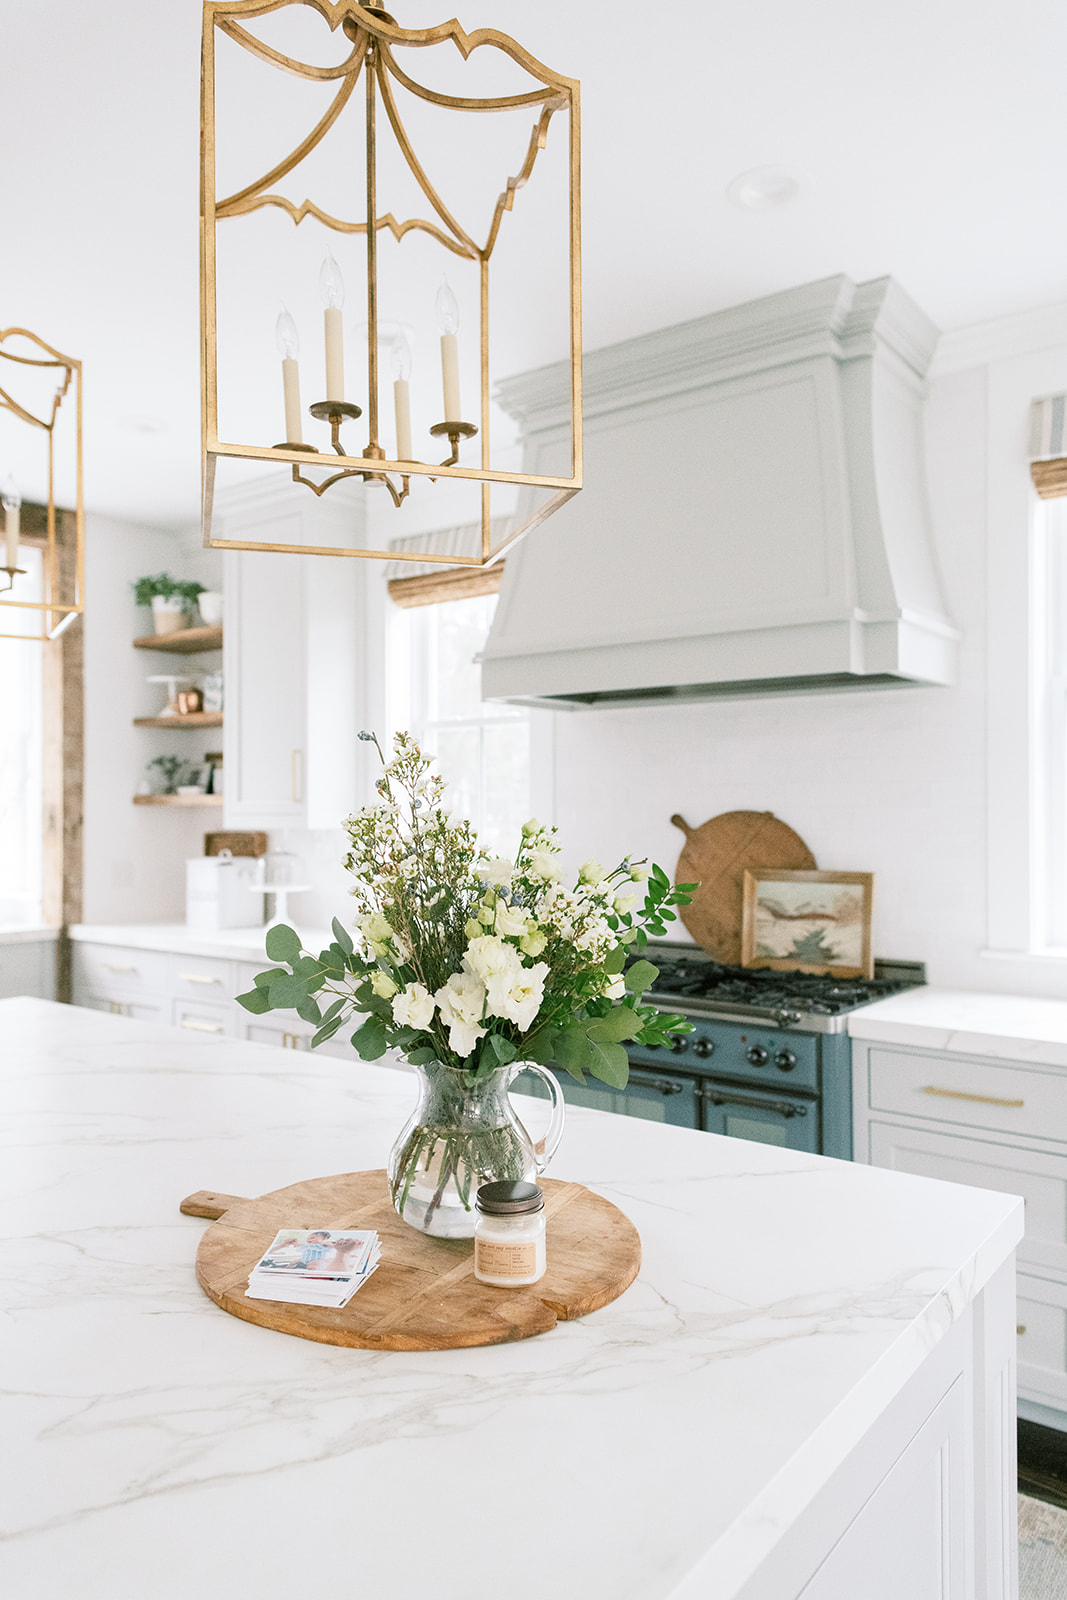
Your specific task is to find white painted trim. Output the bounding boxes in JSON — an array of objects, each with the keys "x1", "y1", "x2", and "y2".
[{"x1": 932, "y1": 300, "x2": 1067, "y2": 379}]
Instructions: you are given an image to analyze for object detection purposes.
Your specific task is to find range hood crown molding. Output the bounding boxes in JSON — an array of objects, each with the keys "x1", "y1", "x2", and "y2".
[{"x1": 484, "y1": 274, "x2": 957, "y2": 709}]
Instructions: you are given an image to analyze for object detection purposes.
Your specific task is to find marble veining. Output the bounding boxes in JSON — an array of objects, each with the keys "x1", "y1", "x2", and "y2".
[
  {"x1": 0, "y1": 998, "x2": 1022, "y2": 1600},
  {"x1": 849, "y1": 984, "x2": 1067, "y2": 1066}
]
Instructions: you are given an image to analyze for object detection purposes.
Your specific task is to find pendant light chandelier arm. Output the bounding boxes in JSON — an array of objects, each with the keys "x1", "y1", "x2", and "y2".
[
  {"x1": 376, "y1": 40, "x2": 562, "y2": 113},
  {"x1": 217, "y1": 14, "x2": 365, "y2": 80},
  {"x1": 482, "y1": 103, "x2": 558, "y2": 259},
  {"x1": 373, "y1": 55, "x2": 480, "y2": 259},
  {"x1": 215, "y1": 39, "x2": 366, "y2": 217}
]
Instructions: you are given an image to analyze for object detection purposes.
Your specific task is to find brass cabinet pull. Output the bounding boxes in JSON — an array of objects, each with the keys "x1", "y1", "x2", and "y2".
[
  {"x1": 1017, "y1": 1325, "x2": 1027, "y2": 1336},
  {"x1": 291, "y1": 748, "x2": 304, "y2": 804},
  {"x1": 179, "y1": 973, "x2": 221, "y2": 985},
  {"x1": 103, "y1": 962, "x2": 138, "y2": 973},
  {"x1": 921, "y1": 1086, "x2": 1024, "y2": 1109},
  {"x1": 180, "y1": 1019, "x2": 225, "y2": 1034}
]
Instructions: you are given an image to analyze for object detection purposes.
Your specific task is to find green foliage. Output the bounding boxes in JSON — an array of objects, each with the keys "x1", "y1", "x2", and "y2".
[
  {"x1": 265, "y1": 924, "x2": 301, "y2": 964},
  {"x1": 131, "y1": 572, "x2": 205, "y2": 606}
]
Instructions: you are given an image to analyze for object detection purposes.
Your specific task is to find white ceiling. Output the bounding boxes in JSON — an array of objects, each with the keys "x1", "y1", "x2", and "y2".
[{"x1": 3, "y1": 0, "x2": 1066, "y2": 528}]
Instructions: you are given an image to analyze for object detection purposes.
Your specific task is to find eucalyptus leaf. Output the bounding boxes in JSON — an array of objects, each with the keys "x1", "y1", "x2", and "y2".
[
  {"x1": 236, "y1": 987, "x2": 271, "y2": 1015},
  {"x1": 320, "y1": 996, "x2": 346, "y2": 1025},
  {"x1": 266, "y1": 974, "x2": 308, "y2": 1010},
  {"x1": 587, "y1": 1039, "x2": 630, "y2": 1088},
  {"x1": 586, "y1": 1006, "x2": 643, "y2": 1045},
  {"x1": 332, "y1": 917, "x2": 355, "y2": 955},
  {"x1": 265, "y1": 924, "x2": 301, "y2": 964},
  {"x1": 624, "y1": 959, "x2": 659, "y2": 994},
  {"x1": 405, "y1": 1046, "x2": 438, "y2": 1065},
  {"x1": 312, "y1": 1016, "x2": 344, "y2": 1047},
  {"x1": 296, "y1": 995, "x2": 322, "y2": 1025},
  {"x1": 253, "y1": 968, "x2": 286, "y2": 989},
  {"x1": 351, "y1": 1014, "x2": 388, "y2": 1060},
  {"x1": 602, "y1": 944, "x2": 628, "y2": 975},
  {"x1": 487, "y1": 1033, "x2": 518, "y2": 1065},
  {"x1": 554, "y1": 1025, "x2": 590, "y2": 1075}
]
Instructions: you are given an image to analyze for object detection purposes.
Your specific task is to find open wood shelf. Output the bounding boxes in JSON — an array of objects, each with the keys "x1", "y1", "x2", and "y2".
[
  {"x1": 132, "y1": 793, "x2": 223, "y2": 807},
  {"x1": 133, "y1": 712, "x2": 224, "y2": 729},
  {"x1": 133, "y1": 626, "x2": 223, "y2": 654}
]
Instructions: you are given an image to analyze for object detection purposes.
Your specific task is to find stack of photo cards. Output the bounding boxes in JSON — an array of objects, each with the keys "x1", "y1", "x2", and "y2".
[{"x1": 246, "y1": 1228, "x2": 381, "y2": 1310}]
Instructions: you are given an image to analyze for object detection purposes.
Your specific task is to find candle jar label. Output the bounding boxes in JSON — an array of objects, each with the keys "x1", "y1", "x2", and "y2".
[{"x1": 474, "y1": 1238, "x2": 538, "y2": 1281}]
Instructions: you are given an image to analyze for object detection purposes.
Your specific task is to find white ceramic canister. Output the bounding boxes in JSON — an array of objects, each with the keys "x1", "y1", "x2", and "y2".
[{"x1": 473, "y1": 1180, "x2": 546, "y2": 1287}]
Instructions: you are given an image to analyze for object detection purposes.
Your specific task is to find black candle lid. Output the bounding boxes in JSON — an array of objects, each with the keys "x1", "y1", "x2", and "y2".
[{"x1": 475, "y1": 1180, "x2": 544, "y2": 1216}]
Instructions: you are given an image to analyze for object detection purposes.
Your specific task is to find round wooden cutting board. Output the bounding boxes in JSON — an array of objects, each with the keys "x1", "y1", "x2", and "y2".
[
  {"x1": 671, "y1": 810, "x2": 817, "y2": 964},
  {"x1": 181, "y1": 1170, "x2": 641, "y2": 1351}
]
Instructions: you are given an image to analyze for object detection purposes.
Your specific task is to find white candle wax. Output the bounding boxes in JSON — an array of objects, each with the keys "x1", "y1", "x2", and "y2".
[
  {"x1": 393, "y1": 377, "x2": 412, "y2": 460},
  {"x1": 282, "y1": 357, "x2": 302, "y2": 444},
  {"x1": 324, "y1": 307, "x2": 344, "y2": 402},
  {"x1": 4, "y1": 502, "x2": 19, "y2": 569},
  {"x1": 440, "y1": 331, "x2": 461, "y2": 422}
]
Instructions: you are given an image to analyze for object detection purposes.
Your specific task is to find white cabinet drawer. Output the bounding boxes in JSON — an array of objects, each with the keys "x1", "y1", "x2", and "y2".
[
  {"x1": 1018, "y1": 1274, "x2": 1067, "y2": 1410},
  {"x1": 867, "y1": 1046, "x2": 1066, "y2": 1143},
  {"x1": 74, "y1": 943, "x2": 168, "y2": 996},
  {"x1": 79, "y1": 993, "x2": 169, "y2": 1024},
  {"x1": 168, "y1": 954, "x2": 236, "y2": 1003},
  {"x1": 868, "y1": 1120, "x2": 1066, "y2": 1277},
  {"x1": 172, "y1": 998, "x2": 233, "y2": 1038},
  {"x1": 242, "y1": 1015, "x2": 315, "y2": 1051}
]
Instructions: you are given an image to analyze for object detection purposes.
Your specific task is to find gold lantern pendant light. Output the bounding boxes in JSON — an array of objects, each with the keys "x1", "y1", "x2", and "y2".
[
  {"x1": 0, "y1": 328, "x2": 84, "y2": 643},
  {"x1": 200, "y1": 0, "x2": 582, "y2": 570}
]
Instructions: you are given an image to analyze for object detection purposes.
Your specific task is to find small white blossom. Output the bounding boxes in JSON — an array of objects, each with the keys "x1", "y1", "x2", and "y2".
[{"x1": 477, "y1": 857, "x2": 514, "y2": 886}]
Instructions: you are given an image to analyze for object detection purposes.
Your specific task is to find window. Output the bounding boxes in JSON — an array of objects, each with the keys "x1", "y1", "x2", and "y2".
[
  {"x1": 389, "y1": 592, "x2": 529, "y2": 856},
  {"x1": 0, "y1": 546, "x2": 44, "y2": 924}
]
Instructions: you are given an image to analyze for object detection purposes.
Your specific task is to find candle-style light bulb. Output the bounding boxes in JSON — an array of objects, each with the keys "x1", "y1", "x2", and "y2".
[
  {"x1": 2, "y1": 473, "x2": 21, "y2": 570},
  {"x1": 392, "y1": 334, "x2": 413, "y2": 461},
  {"x1": 319, "y1": 251, "x2": 346, "y2": 403},
  {"x1": 275, "y1": 309, "x2": 303, "y2": 444},
  {"x1": 435, "y1": 280, "x2": 461, "y2": 422}
]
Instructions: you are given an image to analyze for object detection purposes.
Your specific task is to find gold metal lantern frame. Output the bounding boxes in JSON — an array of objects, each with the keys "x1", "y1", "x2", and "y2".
[
  {"x1": 201, "y1": 0, "x2": 582, "y2": 566},
  {"x1": 0, "y1": 328, "x2": 84, "y2": 643}
]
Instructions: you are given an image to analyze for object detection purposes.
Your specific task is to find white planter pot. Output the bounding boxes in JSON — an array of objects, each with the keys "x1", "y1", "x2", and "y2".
[
  {"x1": 197, "y1": 591, "x2": 223, "y2": 627},
  {"x1": 151, "y1": 596, "x2": 187, "y2": 634}
]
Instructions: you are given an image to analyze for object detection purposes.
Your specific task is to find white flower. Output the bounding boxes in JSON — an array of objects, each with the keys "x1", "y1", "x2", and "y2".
[
  {"x1": 434, "y1": 970, "x2": 487, "y2": 1058},
  {"x1": 614, "y1": 894, "x2": 637, "y2": 915},
  {"x1": 527, "y1": 849, "x2": 563, "y2": 882},
  {"x1": 360, "y1": 911, "x2": 396, "y2": 959},
  {"x1": 603, "y1": 973, "x2": 626, "y2": 1000},
  {"x1": 579, "y1": 859, "x2": 606, "y2": 886},
  {"x1": 494, "y1": 961, "x2": 549, "y2": 1030},
  {"x1": 494, "y1": 900, "x2": 530, "y2": 940},
  {"x1": 370, "y1": 970, "x2": 398, "y2": 999},
  {"x1": 478, "y1": 857, "x2": 514, "y2": 886},
  {"x1": 521, "y1": 818, "x2": 540, "y2": 837},
  {"x1": 630, "y1": 864, "x2": 650, "y2": 882},
  {"x1": 463, "y1": 934, "x2": 522, "y2": 984},
  {"x1": 392, "y1": 981, "x2": 436, "y2": 1031},
  {"x1": 519, "y1": 927, "x2": 547, "y2": 958}
]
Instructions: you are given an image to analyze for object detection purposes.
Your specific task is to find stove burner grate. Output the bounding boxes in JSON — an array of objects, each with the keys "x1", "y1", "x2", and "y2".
[{"x1": 646, "y1": 956, "x2": 916, "y2": 1016}]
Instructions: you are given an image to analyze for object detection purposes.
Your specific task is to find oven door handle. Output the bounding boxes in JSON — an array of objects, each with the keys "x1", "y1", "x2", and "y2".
[
  {"x1": 627, "y1": 1071, "x2": 686, "y2": 1096},
  {"x1": 700, "y1": 1087, "x2": 808, "y2": 1119},
  {"x1": 654, "y1": 1000, "x2": 801, "y2": 1028}
]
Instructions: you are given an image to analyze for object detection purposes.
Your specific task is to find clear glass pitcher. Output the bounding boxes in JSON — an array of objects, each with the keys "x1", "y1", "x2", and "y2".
[{"x1": 388, "y1": 1059, "x2": 565, "y2": 1238}]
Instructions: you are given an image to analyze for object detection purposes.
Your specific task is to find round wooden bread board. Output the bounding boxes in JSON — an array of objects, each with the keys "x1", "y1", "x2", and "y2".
[
  {"x1": 672, "y1": 810, "x2": 816, "y2": 964},
  {"x1": 180, "y1": 1170, "x2": 641, "y2": 1351}
]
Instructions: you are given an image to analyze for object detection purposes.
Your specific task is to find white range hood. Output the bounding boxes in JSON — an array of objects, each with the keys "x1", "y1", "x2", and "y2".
[{"x1": 482, "y1": 275, "x2": 958, "y2": 707}]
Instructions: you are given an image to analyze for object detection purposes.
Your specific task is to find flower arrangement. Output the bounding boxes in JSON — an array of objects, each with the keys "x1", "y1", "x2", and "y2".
[
  {"x1": 239, "y1": 731, "x2": 694, "y2": 1083},
  {"x1": 237, "y1": 732, "x2": 695, "y2": 1232}
]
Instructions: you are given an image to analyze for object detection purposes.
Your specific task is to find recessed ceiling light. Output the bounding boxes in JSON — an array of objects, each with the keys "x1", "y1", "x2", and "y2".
[{"x1": 726, "y1": 167, "x2": 802, "y2": 212}]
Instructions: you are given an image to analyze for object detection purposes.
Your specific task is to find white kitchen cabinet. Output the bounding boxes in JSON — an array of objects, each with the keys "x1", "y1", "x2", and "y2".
[
  {"x1": 0, "y1": 933, "x2": 58, "y2": 1000},
  {"x1": 218, "y1": 476, "x2": 382, "y2": 831},
  {"x1": 854, "y1": 1034, "x2": 1067, "y2": 1426}
]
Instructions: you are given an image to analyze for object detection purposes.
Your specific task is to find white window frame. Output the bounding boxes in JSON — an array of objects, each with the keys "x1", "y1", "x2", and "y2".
[{"x1": 0, "y1": 545, "x2": 44, "y2": 925}]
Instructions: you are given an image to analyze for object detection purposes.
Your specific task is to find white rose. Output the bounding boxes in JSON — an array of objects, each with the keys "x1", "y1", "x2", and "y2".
[
  {"x1": 494, "y1": 961, "x2": 549, "y2": 1031},
  {"x1": 494, "y1": 900, "x2": 530, "y2": 940},
  {"x1": 463, "y1": 934, "x2": 522, "y2": 984},
  {"x1": 527, "y1": 850, "x2": 563, "y2": 882},
  {"x1": 478, "y1": 857, "x2": 514, "y2": 886},
  {"x1": 578, "y1": 859, "x2": 606, "y2": 886},
  {"x1": 434, "y1": 971, "x2": 487, "y2": 1059},
  {"x1": 521, "y1": 818, "x2": 540, "y2": 837},
  {"x1": 392, "y1": 981, "x2": 436, "y2": 1031},
  {"x1": 370, "y1": 970, "x2": 398, "y2": 999},
  {"x1": 603, "y1": 973, "x2": 626, "y2": 1000}
]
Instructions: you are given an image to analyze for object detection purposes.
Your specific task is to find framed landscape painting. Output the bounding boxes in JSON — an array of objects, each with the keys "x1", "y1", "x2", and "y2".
[{"x1": 740, "y1": 869, "x2": 874, "y2": 979}]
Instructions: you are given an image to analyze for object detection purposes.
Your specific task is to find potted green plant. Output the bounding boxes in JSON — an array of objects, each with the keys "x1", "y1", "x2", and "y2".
[{"x1": 132, "y1": 573, "x2": 206, "y2": 635}]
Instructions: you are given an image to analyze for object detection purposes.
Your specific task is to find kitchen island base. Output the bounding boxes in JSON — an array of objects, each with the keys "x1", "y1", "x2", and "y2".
[{"x1": 183, "y1": 1169, "x2": 641, "y2": 1350}]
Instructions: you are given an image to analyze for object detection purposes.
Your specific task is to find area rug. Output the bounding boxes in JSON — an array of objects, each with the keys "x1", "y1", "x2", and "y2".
[{"x1": 1019, "y1": 1492, "x2": 1067, "y2": 1597}]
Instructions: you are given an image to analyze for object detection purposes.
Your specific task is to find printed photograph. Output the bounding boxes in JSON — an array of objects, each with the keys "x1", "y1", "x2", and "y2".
[
  {"x1": 253, "y1": 1229, "x2": 373, "y2": 1277},
  {"x1": 741, "y1": 870, "x2": 874, "y2": 977}
]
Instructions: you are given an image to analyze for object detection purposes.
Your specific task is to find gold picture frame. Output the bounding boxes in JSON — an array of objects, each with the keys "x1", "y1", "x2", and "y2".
[{"x1": 740, "y1": 869, "x2": 874, "y2": 980}]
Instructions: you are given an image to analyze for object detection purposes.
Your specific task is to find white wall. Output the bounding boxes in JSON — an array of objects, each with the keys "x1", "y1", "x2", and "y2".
[{"x1": 82, "y1": 515, "x2": 223, "y2": 924}]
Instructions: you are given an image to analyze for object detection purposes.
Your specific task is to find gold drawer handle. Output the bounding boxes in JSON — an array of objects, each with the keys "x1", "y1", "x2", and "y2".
[
  {"x1": 103, "y1": 962, "x2": 138, "y2": 973},
  {"x1": 922, "y1": 1086, "x2": 1024, "y2": 1109},
  {"x1": 179, "y1": 973, "x2": 222, "y2": 985},
  {"x1": 1017, "y1": 1325, "x2": 1027, "y2": 1336},
  {"x1": 180, "y1": 1019, "x2": 225, "y2": 1034}
]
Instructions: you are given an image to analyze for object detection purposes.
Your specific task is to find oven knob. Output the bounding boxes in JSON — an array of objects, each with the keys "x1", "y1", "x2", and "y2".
[
  {"x1": 746, "y1": 1046, "x2": 769, "y2": 1066},
  {"x1": 670, "y1": 1035, "x2": 688, "y2": 1054},
  {"x1": 693, "y1": 1037, "x2": 714, "y2": 1059},
  {"x1": 774, "y1": 1049, "x2": 798, "y2": 1072}
]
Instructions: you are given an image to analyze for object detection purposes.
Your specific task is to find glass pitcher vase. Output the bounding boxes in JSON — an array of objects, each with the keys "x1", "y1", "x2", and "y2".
[{"x1": 388, "y1": 1059, "x2": 566, "y2": 1238}]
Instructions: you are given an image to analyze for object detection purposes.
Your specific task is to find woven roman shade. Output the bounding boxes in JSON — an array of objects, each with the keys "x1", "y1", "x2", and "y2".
[
  {"x1": 385, "y1": 521, "x2": 509, "y2": 607},
  {"x1": 1029, "y1": 394, "x2": 1067, "y2": 498}
]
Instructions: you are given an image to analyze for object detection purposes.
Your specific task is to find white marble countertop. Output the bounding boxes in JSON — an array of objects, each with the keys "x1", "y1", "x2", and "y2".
[
  {"x1": 0, "y1": 998, "x2": 1022, "y2": 1600},
  {"x1": 848, "y1": 985, "x2": 1067, "y2": 1067},
  {"x1": 69, "y1": 922, "x2": 335, "y2": 964}
]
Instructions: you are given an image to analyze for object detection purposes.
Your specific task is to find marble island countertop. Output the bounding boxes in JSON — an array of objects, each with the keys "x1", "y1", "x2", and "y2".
[
  {"x1": 68, "y1": 921, "x2": 333, "y2": 964},
  {"x1": 0, "y1": 998, "x2": 1021, "y2": 1600},
  {"x1": 848, "y1": 984, "x2": 1067, "y2": 1067}
]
